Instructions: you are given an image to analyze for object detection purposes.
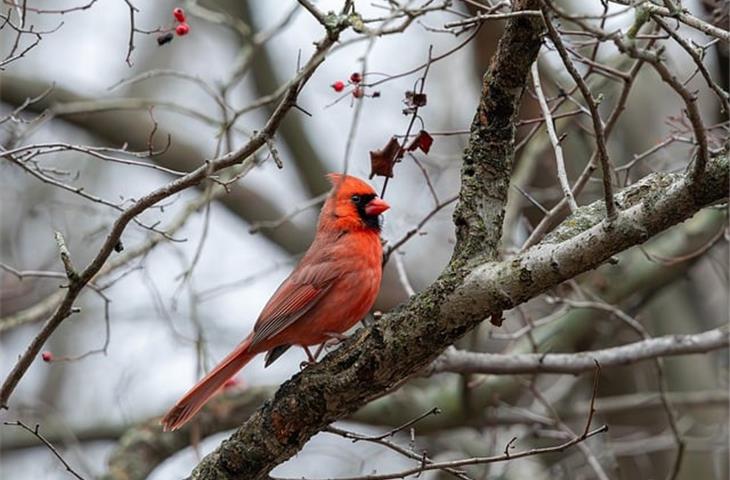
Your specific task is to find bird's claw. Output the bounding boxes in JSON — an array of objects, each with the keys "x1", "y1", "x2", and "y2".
[{"x1": 323, "y1": 332, "x2": 348, "y2": 343}]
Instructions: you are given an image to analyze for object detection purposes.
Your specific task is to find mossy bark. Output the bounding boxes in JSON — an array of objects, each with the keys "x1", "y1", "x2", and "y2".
[{"x1": 452, "y1": 1, "x2": 543, "y2": 261}]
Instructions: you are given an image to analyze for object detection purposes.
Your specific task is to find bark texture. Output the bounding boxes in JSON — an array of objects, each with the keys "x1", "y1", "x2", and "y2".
[{"x1": 452, "y1": 1, "x2": 543, "y2": 261}]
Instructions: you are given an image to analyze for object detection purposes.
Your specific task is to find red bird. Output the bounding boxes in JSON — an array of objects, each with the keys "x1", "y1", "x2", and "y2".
[{"x1": 161, "y1": 174, "x2": 390, "y2": 431}]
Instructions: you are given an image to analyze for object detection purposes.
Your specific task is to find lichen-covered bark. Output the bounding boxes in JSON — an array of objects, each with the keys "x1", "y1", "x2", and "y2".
[
  {"x1": 452, "y1": 0, "x2": 542, "y2": 261},
  {"x1": 460, "y1": 155, "x2": 729, "y2": 313}
]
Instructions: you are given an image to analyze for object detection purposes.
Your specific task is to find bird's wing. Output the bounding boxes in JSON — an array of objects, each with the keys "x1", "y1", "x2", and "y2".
[{"x1": 250, "y1": 261, "x2": 340, "y2": 348}]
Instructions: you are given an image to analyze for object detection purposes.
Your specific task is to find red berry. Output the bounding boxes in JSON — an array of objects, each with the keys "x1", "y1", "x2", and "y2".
[
  {"x1": 41, "y1": 351, "x2": 53, "y2": 362},
  {"x1": 173, "y1": 8, "x2": 186, "y2": 22},
  {"x1": 331, "y1": 80, "x2": 345, "y2": 92},
  {"x1": 352, "y1": 86, "x2": 363, "y2": 98},
  {"x1": 350, "y1": 72, "x2": 362, "y2": 83},
  {"x1": 175, "y1": 23, "x2": 190, "y2": 36}
]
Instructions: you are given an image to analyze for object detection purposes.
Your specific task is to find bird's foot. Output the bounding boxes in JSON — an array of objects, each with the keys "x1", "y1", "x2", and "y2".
[
  {"x1": 298, "y1": 334, "x2": 349, "y2": 369},
  {"x1": 323, "y1": 332, "x2": 348, "y2": 344},
  {"x1": 299, "y1": 346, "x2": 317, "y2": 370}
]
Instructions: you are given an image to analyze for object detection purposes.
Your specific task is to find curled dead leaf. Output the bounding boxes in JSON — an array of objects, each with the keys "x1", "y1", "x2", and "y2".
[
  {"x1": 407, "y1": 130, "x2": 434, "y2": 154},
  {"x1": 369, "y1": 136, "x2": 403, "y2": 178}
]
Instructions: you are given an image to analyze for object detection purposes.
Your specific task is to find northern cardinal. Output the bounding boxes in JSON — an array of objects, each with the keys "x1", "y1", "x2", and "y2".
[{"x1": 161, "y1": 174, "x2": 390, "y2": 431}]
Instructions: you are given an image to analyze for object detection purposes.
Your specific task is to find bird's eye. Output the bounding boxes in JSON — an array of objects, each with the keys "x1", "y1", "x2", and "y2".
[{"x1": 351, "y1": 195, "x2": 361, "y2": 203}]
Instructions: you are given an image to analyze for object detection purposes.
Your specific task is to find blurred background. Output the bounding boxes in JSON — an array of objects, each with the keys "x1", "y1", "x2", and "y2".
[{"x1": 0, "y1": 1, "x2": 728, "y2": 479}]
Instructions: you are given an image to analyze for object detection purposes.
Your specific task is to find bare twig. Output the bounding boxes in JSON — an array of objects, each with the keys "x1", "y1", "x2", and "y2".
[
  {"x1": 531, "y1": 61, "x2": 578, "y2": 212},
  {"x1": 444, "y1": 9, "x2": 542, "y2": 28},
  {"x1": 3, "y1": 421, "x2": 86, "y2": 480},
  {"x1": 273, "y1": 426, "x2": 608, "y2": 480},
  {"x1": 383, "y1": 195, "x2": 458, "y2": 264},
  {"x1": 541, "y1": 6, "x2": 617, "y2": 221}
]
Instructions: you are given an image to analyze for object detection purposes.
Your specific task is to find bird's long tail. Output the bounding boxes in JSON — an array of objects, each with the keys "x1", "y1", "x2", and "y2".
[{"x1": 161, "y1": 336, "x2": 255, "y2": 431}]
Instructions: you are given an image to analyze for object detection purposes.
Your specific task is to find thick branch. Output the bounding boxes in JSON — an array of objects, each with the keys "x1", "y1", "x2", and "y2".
[
  {"x1": 432, "y1": 328, "x2": 729, "y2": 374},
  {"x1": 451, "y1": 0, "x2": 543, "y2": 260},
  {"x1": 190, "y1": 152, "x2": 727, "y2": 479}
]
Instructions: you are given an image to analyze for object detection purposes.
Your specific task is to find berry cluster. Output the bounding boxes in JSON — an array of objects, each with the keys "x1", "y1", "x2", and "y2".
[
  {"x1": 157, "y1": 7, "x2": 190, "y2": 46},
  {"x1": 173, "y1": 8, "x2": 190, "y2": 36},
  {"x1": 331, "y1": 72, "x2": 379, "y2": 100}
]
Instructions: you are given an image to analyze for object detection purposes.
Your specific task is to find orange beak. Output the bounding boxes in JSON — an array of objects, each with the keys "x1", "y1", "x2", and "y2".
[{"x1": 364, "y1": 197, "x2": 390, "y2": 216}]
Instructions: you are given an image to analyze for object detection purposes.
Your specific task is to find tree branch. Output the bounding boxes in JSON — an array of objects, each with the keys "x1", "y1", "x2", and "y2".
[
  {"x1": 451, "y1": 0, "x2": 543, "y2": 261},
  {"x1": 431, "y1": 327, "x2": 729, "y2": 374}
]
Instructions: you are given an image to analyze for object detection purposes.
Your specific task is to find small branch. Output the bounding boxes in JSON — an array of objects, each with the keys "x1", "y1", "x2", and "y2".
[
  {"x1": 264, "y1": 134, "x2": 283, "y2": 169},
  {"x1": 583, "y1": 360, "x2": 601, "y2": 438},
  {"x1": 325, "y1": 424, "x2": 471, "y2": 480},
  {"x1": 541, "y1": 6, "x2": 617, "y2": 221},
  {"x1": 54, "y1": 231, "x2": 78, "y2": 283},
  {"x1": 122, "y1": 0, "x2": 137, "y2": 67},
  {"x1": 444, "y1": 10, "x2": 542, "y2": 29},
  {"x1": 608, "y1": 0, "x2": 730, "y2": 42},
  {"x1": 297, "y1": 0, "x2": 327, "y2": 26},
  {"x1": 3, "y1": 421, "x2": 86, "y2": 480},
  {"x1": 365, "y1": 406, "x2": 441, "y2": 441},
  {"x1": 393, "y1": 253, "x2": 416, "y2": 297},
  {"x1": 273, "y1": 425, "x2": 608, "y2": 480},
  {"x1": 248, "y1": 193, "x2": 328, "y2": 234},
  {"x1": 652, "y1": 15, "x2": 730, "y2": 117},
  {"x1": 621, "y1": 47, "x2": 710, "y2": 182},
  {"x1": 526, "y1": 380, "x2": 610, "y2": 480},
  {"x1": 120, "y1": 0, "x2": 161, "y2": 67},
  {"x1": 382, "y1": 195, "x2": 457, "y2": 265},
  {"x1": 531, "y1": 61, "x2": 578, "y2": 212},
  {"x1": 431, "y1": 327, "x2": 729, "y2": 375}
]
